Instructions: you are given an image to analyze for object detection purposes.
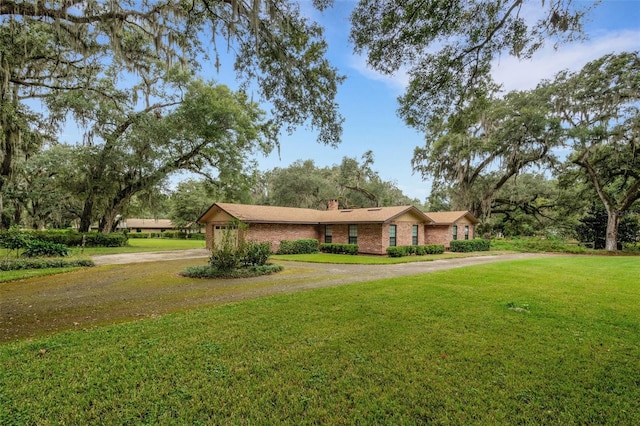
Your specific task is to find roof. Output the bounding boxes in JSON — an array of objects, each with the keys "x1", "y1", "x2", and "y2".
[
  {"x1": 198, "y1": 203, "x2": 432, "y2": 225},
  {"x1": 424, "y1": 211, "x2": 479, "y2": 225},
  {"x1": 120, "y1": 218, "x2": 178, "y2": 229}
]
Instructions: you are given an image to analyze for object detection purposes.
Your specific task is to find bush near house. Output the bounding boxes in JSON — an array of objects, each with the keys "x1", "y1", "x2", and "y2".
[
  {"x1": 450, "y1": 239, "x2": 490, "y2": 252},
  {"x1": 277, "y1": 239, "x2": 319, "y2": 255},
  {"x1": 386, "y1": 244, "x2": 446, "y2": 257},
  {"x1": 320, "y1": 243, "x2": 359, "y2": 255}
]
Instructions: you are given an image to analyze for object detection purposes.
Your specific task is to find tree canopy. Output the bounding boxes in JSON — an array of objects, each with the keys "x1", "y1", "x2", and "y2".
[{"x1": 349, "y1": 0, "x2": 592, "y2": 130}]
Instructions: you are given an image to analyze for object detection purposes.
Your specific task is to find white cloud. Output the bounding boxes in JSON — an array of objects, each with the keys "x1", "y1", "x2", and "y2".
[
  {"x1": 350, "y1": 28, "x2": 640, "y2": 94},
  {"x1": 347, "y1": 53, "x2": 410, "y2": 93},
  {"x1": 492, "y1": 29, "x2": 640, "y2": 92}
]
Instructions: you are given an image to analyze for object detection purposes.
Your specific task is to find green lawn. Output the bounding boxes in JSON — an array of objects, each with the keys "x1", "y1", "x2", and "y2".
[
  {"x1": 2, "y1": 257, "x2": 640, "y2": 424},
  {"x1": 0, "y1": 267, "x2": 84, "y2": 283},
  {"x1": 272, "y1": 252, "x2": 494, "y2": 264},
  {"x1": 70, "y1": 237, "x2": 206, "y2": 255}
]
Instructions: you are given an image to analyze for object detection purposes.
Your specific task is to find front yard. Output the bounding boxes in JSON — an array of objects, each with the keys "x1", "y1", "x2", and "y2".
[{"x1": 2, "y1": 256, "x2": 640, "y2": 424}]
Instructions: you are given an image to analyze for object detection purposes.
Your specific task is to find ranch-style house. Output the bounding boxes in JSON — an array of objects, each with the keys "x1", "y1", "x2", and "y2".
[{"x1": 198, "y1": 202, "x2": 478, "y2": 255}]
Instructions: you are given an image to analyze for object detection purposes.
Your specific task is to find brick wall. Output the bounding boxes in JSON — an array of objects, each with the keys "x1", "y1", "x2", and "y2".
[
  {"x1": 247, "y1": 223, "x2": 320, "y2": 252},
  {"x1": 425, "y1": 224, "x2": 452, "y2": 248},
  {"x1": 425, "y1": 221, "x2": 476, "y2": 249}
]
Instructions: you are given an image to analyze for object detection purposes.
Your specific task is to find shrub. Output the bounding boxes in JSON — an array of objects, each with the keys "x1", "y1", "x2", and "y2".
[
  {"x1": 181, "y1": 264, "x2": 283, "y2": 279},
  {"x1": 424, "y1": 244, "x2": 445, "y2": 254},
  {"x1": 22, "y1": 240, "x2": 69, "y2": 258},
  {"x1": 189, "y1": 233, "x2": 206, "y2": 240},
  {"x1": 622, "y1": 242, "x2": 640, "y2": 254},
  {"x1": 386, "y1": 246, "x2": 409, "y2": 257},
  {"x1": 243, "y1": 241, "x2": 272, "y2": 266},
  {"x1": 0, "y1": 227, "x2": 30, "y2": 256},
  {"x1": 319, "y1": 243, "x2": 359, "y2": 255},
  {"x1": 24, "y1": 230, "x2": 128, "y2": 247},
  {"x1": 386, "y1": 244, "x2": 445, "y2": 257},
  {"x1": 277, "y1": 239, "x2": 319, "y2": 255},
  {"x1": 450, "y1": 239, "x2": 490, "y2": 252},
  {"x1": 0, "y1": 258, "x2": 94, "y2": 271}
]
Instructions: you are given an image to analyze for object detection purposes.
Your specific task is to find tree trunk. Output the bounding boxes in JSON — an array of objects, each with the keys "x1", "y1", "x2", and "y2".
[
  {"x1": 604, "y1": 209, "x2": 620, "y2": 252},
  {"x1": 79, "y1": 198, "x2": 94, "y2": 233}
]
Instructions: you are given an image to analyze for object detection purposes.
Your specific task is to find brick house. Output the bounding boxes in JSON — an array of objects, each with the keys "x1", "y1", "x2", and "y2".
[
  {"x1": 116, "y1": 218, "x2": 189, "y2": 233},
  {"x1": 198, "y1": 202, "x2": 434, "y2": 255},
  {"x1": 424, "y1": 211, "x2": 479, "y2": 248}
]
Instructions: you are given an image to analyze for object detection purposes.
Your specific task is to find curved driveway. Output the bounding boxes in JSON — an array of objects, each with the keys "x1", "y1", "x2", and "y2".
[{"x1": 1, "y1": 251, "x2": 554, "y2": 342}]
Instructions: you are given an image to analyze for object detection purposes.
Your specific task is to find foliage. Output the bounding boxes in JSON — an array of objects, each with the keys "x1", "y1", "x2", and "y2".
[
  {"x1": 3, "y1": 258, "x2": 640, "y2": 423},
  {"x1": 277, "y1": 239, "x2": 319, "y2": 255},
  {"x1": 242, "y1": 241, "x2": 273, "y2": 267},
  {"x1": 319, "y1": 243, "x2": 359, "y2": 255},
  {"x1": 575, "y1": 205, "x2": 639, "y2": 250},
  {"x1": 24, "y1": 231, "x2": 128, "y2": 248},
  {"x1": 387, "y1": 244, "x2": 445, "y2": 257},
  {"x1": 413, "y1": 88, "x2": 561, "y2": 219},
  {"x1": 622, "y1": 243, "x2": 640, "y2": 254},
  {"x1": 0, "y1": 226, "x2": 30, "y2": 256},
  {"x1": 552, "y1": 52, "x2": 640, "y2": 251},
  {"x1": 22, "y1": 240, "x2": 69, "y2": 258},
  {"x1": 350, "y1": 0, "x2": 591, "y2": 130},
  {"x1": 490, "y1": 237, "x2": 589, "y2": 254},
  {"x1": 181, "y1": 263, "x2": 283, "y2": 279},
  {"x1": 168, "y1": 179, "x2": 218, "y2": 230},
  {"x1": 0, "y1": 258, "x2": 94, "y2": 271},
  {"x1": 386, "y1": 246, "x2": 409, "y2": 257},
  {"x1": 450, "y1": 239, "x2": 490, "y2": 253},
  {"x1": 255, "y1": 155, "x2": 420, "y2": 209}
]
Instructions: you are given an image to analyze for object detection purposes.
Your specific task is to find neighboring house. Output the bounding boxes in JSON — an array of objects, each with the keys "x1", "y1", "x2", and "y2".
[
  {"x1": 197, "y1": 202, "x2": 434, "y2": 255},
  {"x1": 118, "y1": 218, "x2": 187, "y2": 233},
  {"x1": 424, "y1": 211, "x2": 479, "y2": 248}
]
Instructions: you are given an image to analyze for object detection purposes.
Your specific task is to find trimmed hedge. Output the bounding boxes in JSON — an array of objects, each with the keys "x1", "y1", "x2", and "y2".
[
  {"x1": 23, "y1": 240, "x2": 69, "y2": 258},
  {"x1": 14, "y1": 230, "x2": 128, "y2": 247},
  {"x1": 0, "y1": 258, "x2": 94, "y2": 271},
  {"x1": 450, "y1": 238, "x2": 490, "y2": 252},
  {"x1": 277, "y1": 239, "x2": 319, "y2": 255},
  {"x1": 386, "y1": 244, "x2": 446, "y2": 257},
  {"x1": 319, "y1": 243, "x2": 359, "y2": 255}
]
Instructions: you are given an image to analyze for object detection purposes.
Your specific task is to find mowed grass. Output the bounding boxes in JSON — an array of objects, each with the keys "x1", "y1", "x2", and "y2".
[
  {"x1": 71, "y1": 237, "x2": 205, "y2": 255},
  {"x1": 272, "y1": 251, "x2": 490, "y2": 264},
  {"x1": 2, "y1": 257, "x2": 640, "y2": 424},
  {"x1": 0, "y1": 267, "x2": 84, "y2": 283}
]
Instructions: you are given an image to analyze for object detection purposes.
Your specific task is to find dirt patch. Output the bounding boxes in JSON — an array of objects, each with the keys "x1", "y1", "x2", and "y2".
[{"x1": 1, "y1": 253, "x2": 554, "y2": 342}]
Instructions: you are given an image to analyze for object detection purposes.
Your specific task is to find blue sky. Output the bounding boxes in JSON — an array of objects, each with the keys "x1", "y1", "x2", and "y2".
[{"x1": 250, "y1": 0, "x2": 640, "y2": 202}]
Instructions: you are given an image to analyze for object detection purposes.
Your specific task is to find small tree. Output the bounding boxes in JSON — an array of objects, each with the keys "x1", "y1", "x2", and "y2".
[{"x1": 0, "y1": 227, "x2": 30, "y2": 258}]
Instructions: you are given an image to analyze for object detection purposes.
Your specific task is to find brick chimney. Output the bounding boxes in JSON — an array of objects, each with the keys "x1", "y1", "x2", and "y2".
[{"x1": 327, "y1": 199, "x2": 339, "y2": 211}]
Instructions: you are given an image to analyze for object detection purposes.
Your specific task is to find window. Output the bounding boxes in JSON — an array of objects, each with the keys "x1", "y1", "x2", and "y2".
[
  {"x1": 325, "y1": 225, "x2": 332, "y2": 243},
  {"x1": 452, "y1": 225, "x2": 458, "y2": 240},
  {"x1": 412, "y1": 225, "x2": 419, "y2": 245},
  {"x1": 389, "y1": 225, "x2": 397, "y2": 247},
  {"x1": 348, "y1": 224, "x2": 358, "y2": 245},
  {"x1": 464, "y1": 225, "x2": 470, "y2": 240}
]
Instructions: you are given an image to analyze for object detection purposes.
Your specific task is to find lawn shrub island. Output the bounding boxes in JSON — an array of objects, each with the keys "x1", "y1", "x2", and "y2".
[
  {"x1": 182, "y1": 240, "x2": 282, "y2": 279},
  {"x1": 319, "y1": 243, "x2": 358, "y2": 255},
  {"x1": 450, "y1": 238, "x2": 490, "y2": 252},
  {"x1": 277, "y1": 239, "x2": 319, "y2": 254}
]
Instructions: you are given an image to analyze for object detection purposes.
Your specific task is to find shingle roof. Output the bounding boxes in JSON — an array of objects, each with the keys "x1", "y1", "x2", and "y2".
[
  {"x1": 424, "y1": 211, "x2": 479, "y2": 225},
  {"x1": 120, "y1": 218, "x2": 178, "y2": 229},
  {"x1": 198, "y1": 203, "x2": 432, "y2": 225}
]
